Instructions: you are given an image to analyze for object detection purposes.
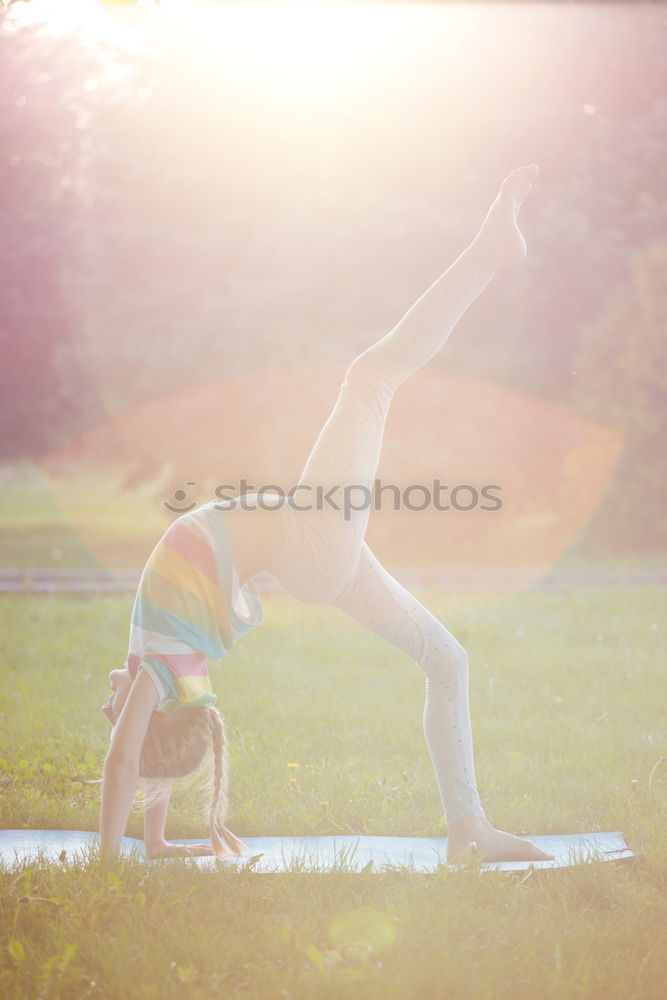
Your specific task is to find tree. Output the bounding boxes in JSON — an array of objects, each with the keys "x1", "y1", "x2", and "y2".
[
  {"x1": 575, "y1": 242, "x2": 667, "y2": 550},
  {"x1": 0, "y1": 12, "x2": 105, "y2": 458}
]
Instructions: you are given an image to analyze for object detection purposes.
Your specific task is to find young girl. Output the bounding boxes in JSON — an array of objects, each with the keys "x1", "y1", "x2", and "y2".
[{"x1": 100, "y1": 164, "x2": 555, "y2": 864}]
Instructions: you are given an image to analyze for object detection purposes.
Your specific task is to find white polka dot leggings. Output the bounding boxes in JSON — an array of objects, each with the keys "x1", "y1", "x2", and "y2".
[{"x1": 269, "y1": 238, "x2": 496, "y2": 825}]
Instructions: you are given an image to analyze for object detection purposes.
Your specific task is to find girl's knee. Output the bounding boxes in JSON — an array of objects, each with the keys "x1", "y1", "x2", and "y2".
[
  {"x1": 418, "y1": 629, "x2": 469, "y2": 685},
  {"x1": 343, "y1": 353, "x2": 401, "y2": 401}
]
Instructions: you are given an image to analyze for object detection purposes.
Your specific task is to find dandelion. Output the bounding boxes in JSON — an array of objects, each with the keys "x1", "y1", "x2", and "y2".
[
  {"x1": 287, "y1": 762, "x2": 299, "y2": 769},
  {"x1": 320, "y1": 800, "x2": 329, "y2": 809}
]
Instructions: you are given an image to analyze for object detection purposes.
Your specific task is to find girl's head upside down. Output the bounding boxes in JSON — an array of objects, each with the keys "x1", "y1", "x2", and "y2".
[{"x1": 102, "y1": 669, "x2": 238, "y2": 858}]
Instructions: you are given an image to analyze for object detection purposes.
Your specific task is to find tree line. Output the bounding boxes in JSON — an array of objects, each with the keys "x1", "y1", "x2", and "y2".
[{"x1": 1, "y1": 2, "x2": 665, "y2": 549}]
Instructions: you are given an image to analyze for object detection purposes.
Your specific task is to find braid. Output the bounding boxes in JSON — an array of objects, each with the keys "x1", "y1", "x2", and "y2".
[{"x1": 207, "y1": 707, "x2": 246, "y2": 858}]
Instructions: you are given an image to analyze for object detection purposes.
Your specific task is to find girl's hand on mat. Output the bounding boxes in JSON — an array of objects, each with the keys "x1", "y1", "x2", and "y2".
[{"x1": 146, "y1": 841, "x2": 215, "y2": 859}]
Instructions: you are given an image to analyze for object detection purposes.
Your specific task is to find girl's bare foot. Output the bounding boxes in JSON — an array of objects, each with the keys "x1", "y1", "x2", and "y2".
[
  {"x1": 474, "y1": 163, "x2": 539, "y2": 270},
  {"x1": 446, "y1": 815, "x2": 555, "y2": 865}
]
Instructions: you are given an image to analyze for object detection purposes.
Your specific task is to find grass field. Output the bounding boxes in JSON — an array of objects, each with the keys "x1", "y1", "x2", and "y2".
[{"x1": 1, "y1": 585, "x2": 667, "y2": 999}]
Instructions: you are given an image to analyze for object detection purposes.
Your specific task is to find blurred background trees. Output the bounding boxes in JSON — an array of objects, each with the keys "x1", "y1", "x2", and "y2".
[
  {"x1": 0, "y1": 15, "x2": 103, "y2": 458},
  {"x1": 575, "y1": 242, "x2": 667, "y2": 549},
  {"x1": 1, "y1": 0, "x2": 665, "y2": 554}
]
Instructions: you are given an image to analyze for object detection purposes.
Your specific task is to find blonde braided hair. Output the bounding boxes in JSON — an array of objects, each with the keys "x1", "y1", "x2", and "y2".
[
  {"x1": 139, "y1": 706, "x2": 245, "y2": 858},
  {"x1": 207, "y1": 707, "x2": 247, "y2": 856}
]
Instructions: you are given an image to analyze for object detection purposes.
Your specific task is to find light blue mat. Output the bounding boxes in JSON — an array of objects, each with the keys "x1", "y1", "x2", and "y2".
[{"x1": 0, "y1": 830, "x2": 635, "y2": 872}]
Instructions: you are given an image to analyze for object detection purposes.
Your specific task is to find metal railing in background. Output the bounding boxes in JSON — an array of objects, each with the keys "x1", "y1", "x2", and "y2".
[{"x1": 1, "y1": 569, "x2": 665, "y2": 594}]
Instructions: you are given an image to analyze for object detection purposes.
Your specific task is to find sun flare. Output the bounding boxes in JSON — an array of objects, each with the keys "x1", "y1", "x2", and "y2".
[
  {"x1": 152, "y1": 1, "x2": 420, "y2": 99},
  {"x1": 5, "y1": 0, "x2": 504, "y2": 107}
]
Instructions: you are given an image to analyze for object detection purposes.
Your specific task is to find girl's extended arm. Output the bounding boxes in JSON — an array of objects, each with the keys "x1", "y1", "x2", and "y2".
[{"x1": 100, "y1": 669, "x2": 159, "y2": 858}]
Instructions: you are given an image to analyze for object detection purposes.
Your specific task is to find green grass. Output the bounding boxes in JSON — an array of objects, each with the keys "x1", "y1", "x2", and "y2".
[
  {"x1": 0, "y1": 464, "x2": 167, "y2": 570},
  {"x1": 1, "y1": 587, "x2": 667, "y2": 998}
]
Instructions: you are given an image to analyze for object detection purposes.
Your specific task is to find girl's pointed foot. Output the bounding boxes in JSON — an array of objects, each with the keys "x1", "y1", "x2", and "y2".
[{"x1": 475, "y1": 163, "x2": 539, "y2": 270}]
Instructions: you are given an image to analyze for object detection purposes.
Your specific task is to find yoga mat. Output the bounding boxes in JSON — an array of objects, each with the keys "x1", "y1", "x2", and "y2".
[{"x1": 0, "y1": 830, "x2": 635, "y2": 873}]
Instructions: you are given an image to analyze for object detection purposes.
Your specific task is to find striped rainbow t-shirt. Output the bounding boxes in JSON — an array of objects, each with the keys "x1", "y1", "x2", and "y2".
[{"x1": 126, "y1": 500, "x2": 264, "y2": 714}]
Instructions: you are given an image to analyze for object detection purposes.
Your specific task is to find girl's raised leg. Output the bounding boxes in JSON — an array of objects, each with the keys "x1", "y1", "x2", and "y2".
[
  {"x1": 266, "y1": 166, "x2": 551, "y2": 863},
  {"x1": 270, "y1": 165, "x2": 538, "y2": 602}
]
